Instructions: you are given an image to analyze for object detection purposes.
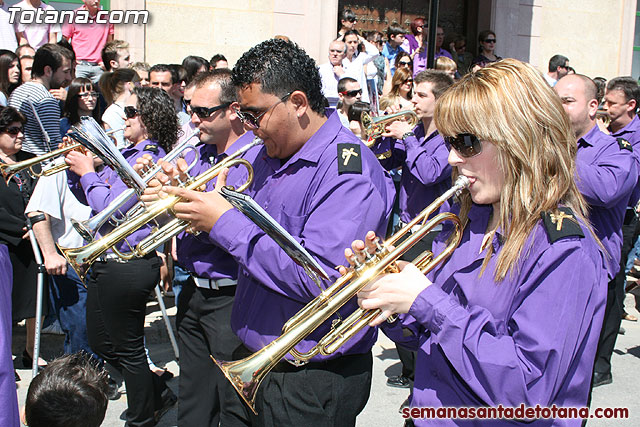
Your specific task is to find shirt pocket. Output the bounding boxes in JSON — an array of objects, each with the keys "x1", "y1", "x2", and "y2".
[{"x1": 278, "y1": 210, "x2": 308, "y2": 238}]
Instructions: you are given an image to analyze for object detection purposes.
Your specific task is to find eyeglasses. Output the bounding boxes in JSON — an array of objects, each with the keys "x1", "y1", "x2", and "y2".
[
  {"x1": 191, "y1": 102, "x2": 231, "y2": 119},
  {"x1": 444, "y1": 133, "x2": 483, "y2": 158},
  {"x1": 483, "y1": 39, "x2": 496, "y2": 43},
  {"x1": 234, "y1": 92, "x2": 292, "y2": 129},
  {"x1": 2, "y1": 126, "x2": 23, "y2": 136},
  {"x1": 340, "y1": 89, "x2": 362, "y2": 97},
  {"x1": 124, "y1": 106, "x2": 139, "y2": 119},
  {"x1": 347, "y1": 17, "x2": 357, "y2": 23},
  {"x1": 398, "y1": 61, "x2": 411, "y2": 67},
  {"x1": 79, "y1": 91, "x2": 99, "y2": 99}
]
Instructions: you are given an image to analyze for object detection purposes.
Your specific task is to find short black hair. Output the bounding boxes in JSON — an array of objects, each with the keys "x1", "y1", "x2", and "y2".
[
  {"x1": 25, "y1": 353, "x2": 108, "y2": 427},
  {"x1": 387, "y1": 25, "x2": 406, "y2": 38},
  {"x1": 210, "y1": 54, "x2": 227, "y2": 67},
  {"x1": 133, "y1": 86, "x2": 180, "y2": 151},
  {"x1": 340, "y1": 9, "x2": 356, "y2": 23},
  {"x1": 337, "y1": 76, "x2": 357, "y2": 93},
  {"x1": 347, "y1": 100, "x2": 370, "y2": 122},
  {"x1": 548, "y1": 54, "x2": 569, "y2": 73},
  {"x1": 607, "y1": 76, "x2": 640, "y2": 106},
  {"x1": 191, "y1": 69, "x2": 237, "y2": 104},
  {"x1": 231, "y1": 38, "x2": 326, "y2": 114},
  {"x1": 182, "y1": 55, "x2": 210, "y2": 84},
  {"x1": 101, "y1": 40, "x2": 129, "y2": 71},
  {"x1": 0, "y1": 105, "x2": 26, "y2": 130},
  {"x1": 32, "y1": 43, "x2": 73, "y2": 78},
  {"x1": 149, "y1": 63, "x2": 179, "y2": 84},
  {"x1": 414, "y1": 70, "x2": 454, "y2": 99}
]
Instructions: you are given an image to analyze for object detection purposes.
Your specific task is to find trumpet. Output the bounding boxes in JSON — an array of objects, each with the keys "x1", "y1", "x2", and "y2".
[
  {"x1": 59, "y1": 137, "x2": 263, "y2": 280},
  {"x1": 0, "y1": 127, "x2": 122, "y2": 183},
  {"x1": 71, "y1": 130, "x2": 201, "y2": 242},
  {"x1": 361, "y1": 109, "x2": 419, "y2": 148},
  {"x1": 212, "y1": 176, "x2": 470, "y2": 414}
]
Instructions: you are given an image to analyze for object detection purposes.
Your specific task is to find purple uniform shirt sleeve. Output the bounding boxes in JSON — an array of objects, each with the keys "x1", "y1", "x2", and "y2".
[
  {"x1": 403, "y1": 134, "x2": 451, "y2": 186},
  {"x1": 576, "y1": 151, "x2": 636, "y2": 206},
  {"x1": 211, "y1": 170, "x2": 392, "y2": 303},
  {"x1": 407, "y1": 242, "x2": 604, "y2": 406},
  {"x1": 373, "y1": 136, "x2": 405, "y2": 170}
]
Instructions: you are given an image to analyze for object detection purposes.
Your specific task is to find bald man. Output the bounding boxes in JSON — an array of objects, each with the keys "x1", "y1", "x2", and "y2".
[{"x1": 555, "y1": 74, "x2": 637, "y2": 388}]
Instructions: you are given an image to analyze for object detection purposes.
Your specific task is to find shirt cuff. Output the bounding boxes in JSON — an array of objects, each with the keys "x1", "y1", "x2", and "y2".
[
  {"x1": 209, "y1": 208, "x2": 253, "y2": 250},
  {"x1": 408, "y1": 284, "x2": 458, "y2": 334},
  {"x1": 79, "y1": 171, "x2": 103, "y2": 190}
]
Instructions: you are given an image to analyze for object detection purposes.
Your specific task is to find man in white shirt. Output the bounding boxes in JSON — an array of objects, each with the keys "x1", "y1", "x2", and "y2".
[
  {"x1": 319, "y1": 40, "x2": 349, "y2": 108},
  {"x1": 0, "y1": 0, "x2": 18, "y2": 52},
  {"x1": 341, "y1": 30, "x2": 378, "y2": 103},
  {"x1": 14, "y1": 0, "x2": 60, "y2": 50},
  {"x1": 544, "y1": 54, "x2": 570, "y2": 87}
]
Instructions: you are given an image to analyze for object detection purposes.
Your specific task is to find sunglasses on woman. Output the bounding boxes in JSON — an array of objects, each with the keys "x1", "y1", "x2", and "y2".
[
  {"x1": 124, "y1": 106, "x2": 139, "y2": 119},
  {"x1": 444, "y1": 133, "x2": 483, "y2": 158},
  {"x1": 398, "y1": 61, "x2": 412, "y2": 67},
  {"x1": 2, "y1": 126, "x2": 23, "y2": 136}
]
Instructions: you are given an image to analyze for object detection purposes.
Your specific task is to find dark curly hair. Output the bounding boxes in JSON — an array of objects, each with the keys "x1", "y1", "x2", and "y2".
[
  {"x1": 0, "y1": 105, "x2": 26, "y2": 130},
  {"x1": 133, "y1": 87, "x2": 180, "y2": 152},
  {"x1": 231, "y1": 38, "x2": 326, "y2": 114}
]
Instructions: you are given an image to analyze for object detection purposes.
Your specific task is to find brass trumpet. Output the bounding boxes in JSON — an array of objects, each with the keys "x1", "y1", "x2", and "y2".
[
  {"x1": 361, "y1": 109, "x2": 419, "y2": 147},
  {"x1": 0, "y1": 127, "x2": 122, "y2": 184},
  {"x1": 58, "y1": 137, "x2": 262, "y2": 280},
  {"x1": 212, "y1": 176, "x2": 470, "y2": 414}
]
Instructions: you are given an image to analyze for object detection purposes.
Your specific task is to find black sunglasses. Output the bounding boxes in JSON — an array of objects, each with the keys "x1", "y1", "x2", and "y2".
[
  {"x1": 398, "y1": 61, "x2": 411, "y2": 66},
  {"x1": 235, "y1": 92, "x2": 292, "y2": 129},
  {"x1": 484, "y1": 39, "x2": 496, "y2": 43},
  {"x1": 191, "y1": 102, "x2": 231, "y2": 119},
  {"x1": 340, "y1": 89, "x2": 362, "y2": 97},
  {"x1": 444, "y1": 133, "x2": 483, "y2": 158},
  {"x1": 124, "y1": 106, "x2": 139, "y2": 119},
  {"x1": 347, "y1": 17, "x2": 357, "y2": 23},
  {"x1": 2, "y1": 126, "x2": 23, "y2": 136}
]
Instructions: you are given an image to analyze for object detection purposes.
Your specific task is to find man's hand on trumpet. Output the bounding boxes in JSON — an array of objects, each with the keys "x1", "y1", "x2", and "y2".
[
  {"x1": 65, "y1": 148, "x2": 96, "y2": 177},
  {"x1": 380, "y1": 105, "x2": 415, "y2": 140},
  {"x1": 340, "y1": 230, "x2": 433, "y2": 326}
]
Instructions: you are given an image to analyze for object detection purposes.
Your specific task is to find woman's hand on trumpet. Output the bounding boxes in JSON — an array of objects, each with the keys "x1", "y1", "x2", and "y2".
[
  {"x1": 65, "y1": 149, "x2": 95, "y2": 177},
  {"x1": 340, "y1": 230, "x2": 433, "y2": 326}
]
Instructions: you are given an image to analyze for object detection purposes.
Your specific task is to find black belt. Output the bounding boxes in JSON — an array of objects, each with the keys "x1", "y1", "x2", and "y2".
[{"x1": 271, "y1": 352, "x2": 369, "y2": 373}]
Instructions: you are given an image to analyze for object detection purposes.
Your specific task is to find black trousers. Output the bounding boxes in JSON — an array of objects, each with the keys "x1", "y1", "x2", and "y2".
[
  {"x1": 221, "y1": 345, "x2": 373, "y2": 427},
  {"x1": 86, "y1": 255, "x2": 168, "y2": 427},
  {"x1": 594, "y1": 217, "x2": 637, "y2": 375},
  {"x1": 176, "y1": 279, "x2": 243, "y2": 427}
]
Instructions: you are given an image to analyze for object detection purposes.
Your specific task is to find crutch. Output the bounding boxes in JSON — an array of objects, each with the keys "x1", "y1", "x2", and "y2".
[
  {"x1": 155, "y1": 285, "x2": 179, "y2": 361},
  {"x1": 25, "y1": 216, "x2": 45, "y2": 378}
]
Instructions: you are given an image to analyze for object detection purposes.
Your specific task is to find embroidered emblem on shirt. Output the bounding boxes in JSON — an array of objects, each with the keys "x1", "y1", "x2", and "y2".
[
  {"x1": 143, "y1": 144, "x2": 159, "y2": 155},
  {"x1": 617, "y1": 138, "x2": 632, "y2": 152},
  {"x1": 337, "y1": 143, "x2": 362, "y2": 174},
  {"x1": 541, "y1": 207, "x2": 584, "y2": 243}
]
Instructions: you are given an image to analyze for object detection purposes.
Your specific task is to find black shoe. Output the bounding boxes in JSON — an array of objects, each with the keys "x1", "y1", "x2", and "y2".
[
  {"x1": 22, "y1": 350, "x2": 47, "y2": 369},
  {"x1": 154, "y1": 388, "x2": 177, "y2": 422},
  {"x1": 106, "y1": 376, "x2": 120, "y2": 400},
  {"x1": 15, "y1": 370, "x2": 20, "y2": 382},
  {"x1": 387, "y1": 375, "x2": 411, "y2": 388},
  {"x1": 619, "y1": 326, "x2": 626, "y2": 335},
  {"x1": 592, "y1": 372, "x2": 612, "y2": 388}
]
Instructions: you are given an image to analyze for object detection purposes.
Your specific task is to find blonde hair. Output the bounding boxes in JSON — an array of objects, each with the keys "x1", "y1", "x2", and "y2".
[
  {"x1": 434, "y1": 58, "x2": 592, "y2": 281},
  {"x1": 435, "y1": 56, "x2": 457, "y2": 73}
]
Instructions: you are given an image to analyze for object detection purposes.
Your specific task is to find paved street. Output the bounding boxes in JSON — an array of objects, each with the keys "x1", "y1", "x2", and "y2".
[{"x1": 13, "y1": 294, "x2": 640, "y2": 426}]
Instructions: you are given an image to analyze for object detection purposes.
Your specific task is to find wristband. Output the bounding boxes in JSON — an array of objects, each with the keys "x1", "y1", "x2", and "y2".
[
  {"x1": 401, "y1": 131, "x2": 415, "y2": 141},
  {"x1": 28, "y1": 213, "x2": 46, "y2": 225}
]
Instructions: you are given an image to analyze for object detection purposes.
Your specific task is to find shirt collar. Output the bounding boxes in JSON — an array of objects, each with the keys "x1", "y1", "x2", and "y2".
[
  {"x1": 609, "y1": 114, "x2": 640, "y2": 137},
  {"x1": 578, "y1": 124, "x2": 604, "y2": 148}
]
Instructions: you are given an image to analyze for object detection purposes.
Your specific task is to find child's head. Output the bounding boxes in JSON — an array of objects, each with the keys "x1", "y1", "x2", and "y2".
[{"x1": 24, "y1": 353, "x2": 109, "y2": 427}]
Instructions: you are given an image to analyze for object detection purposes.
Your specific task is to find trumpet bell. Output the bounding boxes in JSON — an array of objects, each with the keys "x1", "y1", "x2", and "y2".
[{"x1": 361, "y1": 110, "x2": 419, "y2": 147}]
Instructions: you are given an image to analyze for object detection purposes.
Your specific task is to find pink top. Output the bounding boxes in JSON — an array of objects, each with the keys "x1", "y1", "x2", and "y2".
[
  {"x1": 15, "y1": 1, "x2": 60, "y2": 50},
  {"x1": 62, "y1": 5, "x2": 113, "y2": 63}
]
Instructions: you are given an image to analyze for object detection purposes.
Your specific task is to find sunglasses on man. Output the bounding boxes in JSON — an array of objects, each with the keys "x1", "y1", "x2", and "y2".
[
  {"x1": 190, "y1": 103, "x2": 231, "y2": 119},
  {"x1": 483, "y1": 39, "x2": 496, "y2": 43},
  {"x1": 340, "y1": 89, "x2": 362, "y2": 97},
  {"x1": 444, "y1": 133, "x2": 483, "y2": 158}
]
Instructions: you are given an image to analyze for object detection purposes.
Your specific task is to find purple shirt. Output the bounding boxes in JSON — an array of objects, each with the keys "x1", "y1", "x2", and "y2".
[
  {"x1": 576, "y1": 125, "x2": 637, "y2": 277},
  {"x1": 383, "y1": 203, "x2": 606, "y2": 425},
  {"x1": 176, "y1": 132, "x2": 261, "y2": 282},
  {"x1": 0, "y1": 245, "x2": 19, "y2": 427},
  {"x1": 375, "y1": 124, "x2": 451, "y2": 223},
  {"x1": 70, "y1": 140, "x2": 166, "y2": 252},
  {"x1": 209, "y1": 111, "x2": 395, "y2": 361},
  {"x1": 413, "y1": 47, "x2": 454, "y2": 76},
  {"x1": 609, "y1": 114, "x2": 640, "y2": 207}
]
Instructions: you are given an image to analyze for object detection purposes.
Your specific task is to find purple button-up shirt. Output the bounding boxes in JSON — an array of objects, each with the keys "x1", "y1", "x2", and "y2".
[
  {"x1": 210, "y1": 111, "x2": 395, "y2": 361},
  {"x1": 413, "y1": 47, "x2": 454, "y2": 77},
  {"x1": 609, "y1": 114, "x2": 640, "y2": 207},
  {"x1": 176, "y1": 132, "x2": 261, "y2": 282},
  {"x1": 69, "y1": 140, "x2": 165, "y2": 253},
  {"x1": 375, "y1": 124, "x2": 451, "y2": 223},
  {"x1": 383, "y1": 203, "x2": 606, "y2": 425},
  {"x1": 576, "y1": 124, "x2": 637, "y2": 278}
]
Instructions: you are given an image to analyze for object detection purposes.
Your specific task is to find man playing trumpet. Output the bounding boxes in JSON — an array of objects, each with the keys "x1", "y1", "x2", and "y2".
[{"x1": 159, "y1": 39, "x2": 395, "y2": 426}]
